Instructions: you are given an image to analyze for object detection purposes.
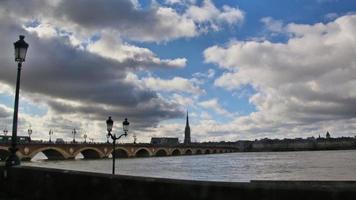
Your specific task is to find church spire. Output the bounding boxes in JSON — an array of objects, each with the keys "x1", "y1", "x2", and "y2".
[
  {"x1": 186, "y1": 110, "x2": 189, "y2": 127},
  {"x1": 184, "y1": 110, "x2": 191, "y2": 144}
]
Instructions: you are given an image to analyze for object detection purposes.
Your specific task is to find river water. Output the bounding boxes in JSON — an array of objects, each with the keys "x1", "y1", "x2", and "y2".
[{"x1": 23, "y1": 150, "x2": 356, "y2": 182}]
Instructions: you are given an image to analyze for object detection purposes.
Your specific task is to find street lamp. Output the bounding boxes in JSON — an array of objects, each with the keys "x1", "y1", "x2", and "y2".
[
  {"x1": 27, "y1": 125, "x2": 32, "y2": 142},
  {"x1": 83, "y1": 133, "x2": 87, "y2": 143},
  {"x1": 49, "y1": 129, "x2": 53, "y2": 143},
  {"x1": 106, "y1": 134, "x2": 110, "y2": 143},
  {"x1": 3, "y1": 128, "x2": 8, "y2": 136},
  {"x1": 106, "y1": 116, "x2": 129, "y2": 175},
  {"x1": 72, "y1": 129, "x2": 77, "y2": 143},
  {"x1": 6, "y1": 35, "x2": 29, "y2": 167},
  {"x1": 133, "y1": 134, "x2": 137, "y2": 144}
]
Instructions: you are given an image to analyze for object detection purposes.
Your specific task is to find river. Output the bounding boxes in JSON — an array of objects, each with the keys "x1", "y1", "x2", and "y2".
[{"x1": 23, "y1": 150, "x2": 356, "y2": 182}]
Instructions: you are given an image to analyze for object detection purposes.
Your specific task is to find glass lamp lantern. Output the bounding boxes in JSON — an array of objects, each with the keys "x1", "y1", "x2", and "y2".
[
  {"x1": 14, "y1": 35, "x2": 29, "y2": 63},
  {"x1": 106, "y1": 116, "x2": 113, "y2": 133},
  {"x1": 122, "y1": 118, "x2": 129, "y2": 133}
]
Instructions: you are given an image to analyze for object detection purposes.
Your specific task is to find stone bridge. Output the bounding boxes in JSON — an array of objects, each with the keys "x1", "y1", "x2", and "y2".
[{"x1": 0, "y1": 143, "x2": 238, "y2": 161}]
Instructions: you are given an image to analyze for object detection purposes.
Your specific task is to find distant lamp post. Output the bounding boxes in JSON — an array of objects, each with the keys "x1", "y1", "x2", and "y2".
[
  {"x1": 49, "y1": 129, "x2": 53, "y2": 143},
  {"x1": 6, "y1": 35, "x2": 29, "y2": 167},
  {"x1": 133, "y1": 134, "x2": 137, "y2": 144},
  {"x1": 27, "y1": 125, "x2": 32, "y2": 142},
  {"x1": 83, "y1": 133, "x2": 87, "y2": 143},
  {"x1": 106, "y1": 134, "x2": 110, "y2": 143},
  {"x1": 72, "y1": 129, "x2": 77, "y2": 143},
  {"x1": 3, "y1": 128, "x2": 8, "y2": 136},
  {"x1": 106, "y1": 116, "x2": 129, "y2": 175}
]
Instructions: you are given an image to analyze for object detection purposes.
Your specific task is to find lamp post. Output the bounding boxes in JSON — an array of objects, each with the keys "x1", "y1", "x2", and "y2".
[
  {"x1": 72, "y1": 129, "x2": 77, "y2": 143},
  {"x1": 106, "y1": 116, "x2": 129, "y2": 175},
  {"x1": 49, "y1": 129, "x2": 53, "y2": 143},
  {"x1": 133, "y1": 134, "x2": 137, "y2": 144},
  {"x1": 3, "y1": 128, "x2": 8, "y2": 136},
  {"x1": 83, "y1": 133, "x2": 87, "y2": 143},
  {"x1": 27, "y1": 125, "x2": 32, "y2": 143},
  {"x1": 106, "y1": 134, "x2": 110, "y2": 143},
  {"x1": 6, "y1": 35, "x2": 29, "y2": 167}
]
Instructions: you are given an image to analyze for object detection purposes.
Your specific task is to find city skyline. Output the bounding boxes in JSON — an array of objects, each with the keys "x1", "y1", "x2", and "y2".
[{"x1": 1, "y1": 0, "x2": 356, "y2": 143}]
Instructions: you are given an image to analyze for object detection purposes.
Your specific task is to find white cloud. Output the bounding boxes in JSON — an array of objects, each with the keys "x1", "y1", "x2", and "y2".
[
  {"x1": 24, "y1": 23, "x2": 57, "y2": 38},
  {"x1": 204, "y1": 14, "x2": 356, "y2": 138},
  {"x1": 146, "y1": 6, "x2": 198, "y2": 41},
  {"x1": 200, "y1": 111, "x2": 212, "y2": 120},
  {"x1": 214, "y1": 71, "x2": 250, "y2": 90},
  {"x1": 218, "y1": 5, "x2": 244, "y2": 25},
  {"x1": 325, "y1": 13, "x2": 339, "y2": 21},
  {"x1": 87, "y1": 32, "x2": 186, "y2": 68},
  {"x1": 171, "y1": 93, "x2": 195, "y2": 107},
  {"x1": 185, "y1": 0, "x2": 244, "y2": 31},
  {"x1": 193, "y1": 68, "x2": 215, "y2": 79},
  {"x1": 260, "y1": 17, "x2": 284, "y2": 33},
  {"x1": 198, "y1": 98, "x2": 233, "y2": 117},
  {"x1": 164, "y1": 0, "x2": 196, "y2": 5},
  {"x1": 186, "y1": 0, "x2": 220, "y2": 23}
]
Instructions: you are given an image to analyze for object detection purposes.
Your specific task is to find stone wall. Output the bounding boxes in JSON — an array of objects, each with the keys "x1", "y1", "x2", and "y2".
[{"x1": 1, "y1": 166, "x2": 356, "y2": 200}]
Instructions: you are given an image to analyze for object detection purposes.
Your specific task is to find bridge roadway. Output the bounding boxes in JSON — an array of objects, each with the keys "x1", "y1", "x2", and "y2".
[{"x1": 0, "y1": 142, "x2": 238, "y2": 161}]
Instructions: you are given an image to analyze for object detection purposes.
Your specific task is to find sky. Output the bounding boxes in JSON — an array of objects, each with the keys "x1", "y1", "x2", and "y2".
[{"x1": 0, "y1": 0, "x2": 356, "y2": 143}]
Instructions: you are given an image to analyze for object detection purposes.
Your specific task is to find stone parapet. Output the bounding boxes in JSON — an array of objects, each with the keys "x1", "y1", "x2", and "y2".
[{"x1": 1, "y1": 166, "x2": 356, "y2": 200}]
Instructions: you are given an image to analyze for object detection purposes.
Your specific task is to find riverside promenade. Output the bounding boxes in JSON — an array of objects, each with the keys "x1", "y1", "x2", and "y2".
[{"x1": 1, "y1": 166, "x2": 356, "y2": 200}]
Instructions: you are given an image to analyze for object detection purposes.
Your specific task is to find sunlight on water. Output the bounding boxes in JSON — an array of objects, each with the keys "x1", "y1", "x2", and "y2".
[
  {"x1": 31, "y1": 152, "x2": 47, "y2": 162},
  {"x1": 75, "y1": 153, "x2": 84, "y2": 160},
  {"x1": 22, "y1": 150, "x2": 356, "y2": 182}
]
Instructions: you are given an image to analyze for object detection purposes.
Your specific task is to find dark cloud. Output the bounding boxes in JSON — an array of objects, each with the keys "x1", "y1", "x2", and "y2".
[
  {"x1": 0, "y1": 0, "x2": 196, "y2": 42},
  {"x1": 0, "y1": 8, "x2": 184, "y2": 129},
  {"x1": 42, "y1": 96, "x2": 183, "y2": 128},
  {"x1": 55, "y1": 0, "x2": 152, "y2": 29},
  {"x1": 0, "y1": 106, "x2": 11, "y2": 118},
  {"x1": 54, "y1": 0, "x2": 197, "y2": 41}
]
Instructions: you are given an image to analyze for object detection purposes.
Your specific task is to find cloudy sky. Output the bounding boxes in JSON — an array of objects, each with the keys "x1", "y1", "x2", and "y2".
[{"x1": 0, "y1": 0, "x2": 356, "y2": 143}]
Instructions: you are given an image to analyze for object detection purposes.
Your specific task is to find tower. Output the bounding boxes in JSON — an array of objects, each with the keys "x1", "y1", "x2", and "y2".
[{"x1": 184, "y1": 111, "x2": 191, "y2": 144}]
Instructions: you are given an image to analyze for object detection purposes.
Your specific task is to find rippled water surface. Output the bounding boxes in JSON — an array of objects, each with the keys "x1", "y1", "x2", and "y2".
[{"x1": 23, "y1": 150, "x2": 356, "y2": 182}]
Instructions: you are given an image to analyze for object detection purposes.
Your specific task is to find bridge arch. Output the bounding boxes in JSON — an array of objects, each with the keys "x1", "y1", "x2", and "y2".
[
  {"x1": 29, "y1": 147, "x2": 69, "y2": 160},
  {"x1": 184, "y1": 149, "x2": 193, "y2": 155},
  {"x1": 74, "y1": 147, "x2": 103, "y2": 159},
  {"x1": 204, "y1": 149, "x2": 211, "y2": 154},
  {"x1": 113, "y1": 147, "x2": 130, "y2": 158},
  {"x1": 155, "y1": 149, "x2": 168, "y2": 157},
  {"x1": 0, "y1": 148, "x2": 9, "y2": 161},
  {"x1": 212, "y1": 149, "x2": 217, "y2": 154},
  {"x1": 195, "y1": 149, "x2": 202, "y2": 154},
  {"x1": 171, "y1": 149, "x2": 181, "y2": 156},
  {"x1": 135, "y1": 148, "x2": 151, "y2": 158}
]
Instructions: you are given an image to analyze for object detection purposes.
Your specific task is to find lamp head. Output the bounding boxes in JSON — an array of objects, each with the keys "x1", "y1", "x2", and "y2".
[
  {"x1": 106, "y1": 116, "x2": 113, "y2": 132},
  {"x1": 14, "y1": 35, "x2": 29, "y2": 63},
  {"x1": 122, "y1": 118, "x2": 130, "y2": 133}
]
